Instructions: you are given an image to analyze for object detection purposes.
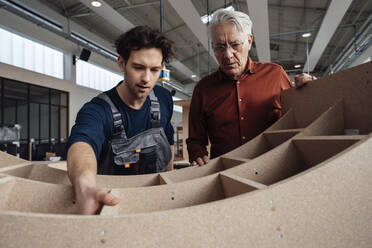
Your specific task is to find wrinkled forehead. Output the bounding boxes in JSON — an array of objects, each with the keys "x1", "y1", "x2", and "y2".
[{"x1": 211, "y1": 22, "x2": 245, "y2": 44}]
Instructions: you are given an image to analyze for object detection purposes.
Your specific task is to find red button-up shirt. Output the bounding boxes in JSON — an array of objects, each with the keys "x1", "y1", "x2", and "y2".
[{"x1": 186, "y1": 58, "x2": 292, "y2": 162}]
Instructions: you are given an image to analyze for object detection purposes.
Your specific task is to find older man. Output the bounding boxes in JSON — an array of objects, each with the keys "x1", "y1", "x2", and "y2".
[{"x1": 186, "y1": 9, "x2": 313, "y2": 166}]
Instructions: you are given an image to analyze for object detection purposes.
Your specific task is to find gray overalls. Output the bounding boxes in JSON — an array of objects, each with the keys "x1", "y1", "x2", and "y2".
[{"x1": 96, "y1": 91, "x2": 172, "y2": 175}]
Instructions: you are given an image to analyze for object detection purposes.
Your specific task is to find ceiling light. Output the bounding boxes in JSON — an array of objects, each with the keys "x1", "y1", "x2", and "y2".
[
  {"x1": 302, "y1": 33, "x2": 311, "y2": 38},
  {"x1": 91, "y1": 1, "x2": 102, "y2": 7},
  {"x1": 294, "y1": 64, "x2": 301, "y2": 68},
  {"x1": 191, "y1": 74, "x2": 197, "y2": 78}
]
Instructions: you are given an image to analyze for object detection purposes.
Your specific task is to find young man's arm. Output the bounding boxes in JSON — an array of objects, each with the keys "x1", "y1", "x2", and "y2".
[{"x1": 67, "y1": 142, "x2": 119, "y2": 215}]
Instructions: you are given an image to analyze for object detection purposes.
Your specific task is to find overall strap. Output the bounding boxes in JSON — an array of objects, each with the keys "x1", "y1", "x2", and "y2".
[
  {"x1": 149, "y1": 90, "x2": 161, "y2": 128},
  {"x1": 96, "y1": 93, "x2": 126, "y2": 139}
]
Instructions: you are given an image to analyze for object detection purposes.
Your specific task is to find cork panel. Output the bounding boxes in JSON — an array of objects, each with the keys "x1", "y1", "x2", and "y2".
[
  {"x1": 0, "y1": 177, "x2": 15, "y2": 210},
  {"x1": 159, "y1": 174, "x2": 173, "y2": 185},
  {"x1": 292, "y1": 136, "x2": 364, "y2": 167},
  {"x1": 0, "y1": 151, "x2": 30, "y2": 168},
  {"x1": 301, "y1": 99, "x2": 345, "y2": 136},
  {"x1": 27, "y1": 164, "x2": 70, "y2": 185},
  {"x1": 231, "y1": 141, "x2": 306, "y2": 185},
  {"x1": 282, "y1": 62, "x2": 372, "y2": 133},
  {"x1": 117, "y1": 174, "x2": 227, "y2": 214},
  {"x1": 225, "y1": 135, "x2": 273, "y2": 159},
  {"x1": 0, "y1": 136, "x2": 370, "y2": 247},
  {"x1": 1, "y1": 178, "x2": 77, "y2": 214},
  {"x1": 96, "y1": 173, "x2": 161, "y2": 188},
  {"x1": 267, "y1": 108, "x2": 298, "y2": 130},
  {"x1": 0, "y1": 164, "x2": 33, "y2": 178},
  {"x1": 219, "y1": 173, "x2": 263, "y2": 198},
  {"x1": 234, "y1": 135, "x2": 361, "y2": 186},
  {"x1": 263, "y1": 129, "x2": 303, "y2": 148},
  {"x1": 166, "y1": 157, "x2": 244, "y2": 183}
]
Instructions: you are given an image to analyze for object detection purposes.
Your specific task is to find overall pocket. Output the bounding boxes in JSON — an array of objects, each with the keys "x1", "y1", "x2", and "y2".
[{"x1": 138, "y1": 145, "x2": 158, "y2": 173}]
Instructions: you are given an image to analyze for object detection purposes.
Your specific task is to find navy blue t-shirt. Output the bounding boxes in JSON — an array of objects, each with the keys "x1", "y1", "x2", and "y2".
[{"x1": 67, "y1": 82, "x2": 174, "y2": 160}]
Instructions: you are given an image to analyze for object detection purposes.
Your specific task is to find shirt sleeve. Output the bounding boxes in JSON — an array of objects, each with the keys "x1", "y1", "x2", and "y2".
[
  {"x1": 186, "y1": 84, "x2": 209, "y2": 162},
  {"x1": 272, "y1": 67, "x2": 293, "y2": 120},
  {"x1": 280, "y1": 67, "x2": 293, "y2": 90},
  {"x1": 66, "y1": 100, "x2": 109, "y2": 160}
]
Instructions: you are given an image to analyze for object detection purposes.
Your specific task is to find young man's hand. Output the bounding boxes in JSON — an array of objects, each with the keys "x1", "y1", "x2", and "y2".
[
  {"x1": 191, "y1": 155, "x2": 210, "y2": 166},
  {"x1": 75, "y1": 186, "x2": 119, "y2": 215}
]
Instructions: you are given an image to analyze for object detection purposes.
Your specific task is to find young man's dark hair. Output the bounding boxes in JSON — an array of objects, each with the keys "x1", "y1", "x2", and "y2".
[{"x1": 115, "y1": 25, "x2": 176, "y2": 64}]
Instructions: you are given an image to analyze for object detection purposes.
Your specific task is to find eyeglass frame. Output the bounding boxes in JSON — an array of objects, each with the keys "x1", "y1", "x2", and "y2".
[{"x1": 212, "y1": 40, "x2": 246, "y2": 54}]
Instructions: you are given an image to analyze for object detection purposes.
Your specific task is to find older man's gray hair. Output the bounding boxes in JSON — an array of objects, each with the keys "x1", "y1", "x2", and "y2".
[{"x1": 208, "y1": 9, "x2": 253, "y2": 40}]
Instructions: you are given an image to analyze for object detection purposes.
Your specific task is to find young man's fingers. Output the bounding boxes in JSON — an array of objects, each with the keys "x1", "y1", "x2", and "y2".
[{"x1": 96, "y1": 190, "x2": 120, "y2": 206}]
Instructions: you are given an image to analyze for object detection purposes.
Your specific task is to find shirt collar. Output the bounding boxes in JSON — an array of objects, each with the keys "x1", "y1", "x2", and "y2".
[{"x1": 246, "y1": 57, "x2": 256, "y2": 74}]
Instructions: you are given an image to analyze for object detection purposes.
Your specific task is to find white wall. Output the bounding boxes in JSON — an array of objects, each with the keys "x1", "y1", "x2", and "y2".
[{"x1": 69, "y1": 84, "x2": 102, "y2": 130}]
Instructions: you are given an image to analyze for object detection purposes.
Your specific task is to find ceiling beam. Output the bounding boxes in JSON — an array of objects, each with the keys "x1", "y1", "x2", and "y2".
[
  {"x1": 245, "y1": 0, "x2": 271, "y2": 62},
  {"x1": 116, "y1": 1, "x2": 160, "y2": 11},
  {"x1": 77, "y1": 0, "x2": 199, "y2": 82},
  {"x1": 167, "y1": 0, "x2": 218, "y2": 65},
  {"x1": 303, "y1": 0, "x2": 353, "y2": 72},
  {"x1": 77, "y1": 0, "x2": 134, "y2": 31}
]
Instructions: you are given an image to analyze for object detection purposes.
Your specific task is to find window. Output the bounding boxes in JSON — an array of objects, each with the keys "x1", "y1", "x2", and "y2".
[
  {"x1": 0, "y1": 77, "x2": 69, "y2": 160},
  {"x1": 0, "y1": 27, "x2": 63, "y2": 79},
  {"x1": 76, "y1": 60, "x2": 122, "y2": 91}
]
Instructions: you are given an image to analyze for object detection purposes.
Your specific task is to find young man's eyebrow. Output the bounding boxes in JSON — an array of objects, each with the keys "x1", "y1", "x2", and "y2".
[
  {"x1": 131, "y1": 63, "x2": 162, "y2": 69},
  {"x1": 132, "y1": 62, "x2": 145, "y2": 67}
]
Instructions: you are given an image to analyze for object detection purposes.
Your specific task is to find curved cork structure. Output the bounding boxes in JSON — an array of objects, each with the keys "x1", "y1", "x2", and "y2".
[{"x1": 0, "y1": 62, "x2": 371, "y2": 247}]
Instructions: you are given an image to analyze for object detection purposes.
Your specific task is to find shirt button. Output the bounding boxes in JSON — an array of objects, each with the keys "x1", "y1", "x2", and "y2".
[
  {"x1": 241, "y1": 116, "x2": 244, "y2": 120},
  {"x1": 242, "y1": 136, "x2": 246, "y2": 140}
]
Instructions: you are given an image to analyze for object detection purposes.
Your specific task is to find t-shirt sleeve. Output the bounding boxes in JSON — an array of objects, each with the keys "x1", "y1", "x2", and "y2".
[{"x1": 66, "y1": 100, "x2": 109, "y2": 160}]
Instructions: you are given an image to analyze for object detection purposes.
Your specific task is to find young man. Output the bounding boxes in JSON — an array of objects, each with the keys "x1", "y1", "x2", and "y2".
[
  {"x1": 186, "y1": 9, "x2": 314, "y2": 166},
  {"x1": 67, "y1": 26, "x2": 176, "y2": 214}
]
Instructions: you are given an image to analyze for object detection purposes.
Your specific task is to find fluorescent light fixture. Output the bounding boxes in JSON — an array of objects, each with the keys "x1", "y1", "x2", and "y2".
[
  {"x1": 302, "y1": 33, "x2": 311, "y2": 38},
  {"x1": 294, "y1": 64, "x2": 301, "y2": 68},
  {"x1": 91, "y1": 1, "x2": 102, "y2": 7},
  {"x1": 191, "y1": 74, "x2": 197, "y2": 78}
]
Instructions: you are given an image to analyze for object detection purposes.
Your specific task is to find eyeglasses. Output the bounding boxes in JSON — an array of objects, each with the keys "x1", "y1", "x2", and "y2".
[{"x1": 212, "y1": 41, "x2": 245, "y2": 53}]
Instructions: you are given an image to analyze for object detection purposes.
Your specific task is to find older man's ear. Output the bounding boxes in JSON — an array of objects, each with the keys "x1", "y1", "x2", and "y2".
[{"x1": 294, "y1": 73, "x2": 317, "y2": 88}]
